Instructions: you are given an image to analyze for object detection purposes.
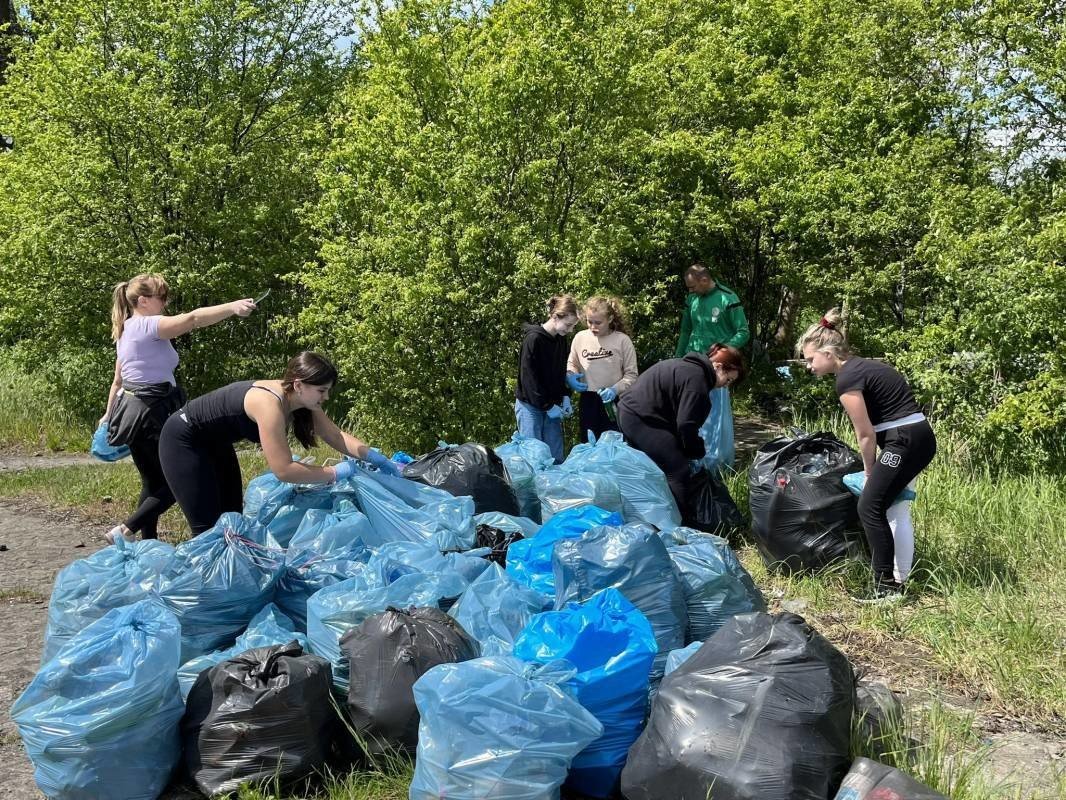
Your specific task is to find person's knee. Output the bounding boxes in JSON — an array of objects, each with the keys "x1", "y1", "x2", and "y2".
[{"x1": 857, "y1": 491, "x2": 888, "y2": 525}]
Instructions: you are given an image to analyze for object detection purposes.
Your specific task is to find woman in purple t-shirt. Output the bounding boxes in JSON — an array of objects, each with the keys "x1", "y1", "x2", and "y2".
[{"x1": 101, "y1": 274, "x2": 256, "y2": 543}]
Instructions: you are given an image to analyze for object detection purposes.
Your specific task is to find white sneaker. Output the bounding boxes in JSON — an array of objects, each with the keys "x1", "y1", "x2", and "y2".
[{"x1": 105, "y1": 525, "x2": 136, "y2": 545}]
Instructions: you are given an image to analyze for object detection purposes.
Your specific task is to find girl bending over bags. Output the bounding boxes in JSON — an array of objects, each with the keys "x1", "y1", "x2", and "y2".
[
  {"x1": 797, "y1": 308, "x2": 936, "y2": 603},
  {"x1": 159, "y1": 351, "x2": 400, "y2": 535}
]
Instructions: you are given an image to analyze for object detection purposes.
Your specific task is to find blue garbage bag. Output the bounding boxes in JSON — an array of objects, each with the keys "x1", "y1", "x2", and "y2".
[
  {"x1": 664, "y1": 641, "x2": 702, "y2": 675},
  {"x1": 553, "y1": 523, "x2": 687, "y2": 683},
  {"x1": 562, "y1": 431, "x2": 681, "y2": 530},
  {"x1": 474, "y1": 511, "x2": 541, "y2": 538},
  {"x1": 449, "y1": 564, "x2": 548, "y2": 656},
  {"x1": 666, "y1": 528, "x2": 766, "y2": 644},
  {"x1": 274, "y1": 507, "x2": 373, "y2": 630},
  {"x1": 89, "y1": 421, "x2": 130, "y2": 461},
  {"x1": 535, "y1": 468, "x2": 624, "y2": 522},
  {"x1": 410, "y1": 656, "x2": 603, "y2": 800},
  {"x1": 366, "y1": 540, "x2": 492, "y2": 586},
  {"x1": 241, "y1": 470, "x2": 334, "y2": 548},
  {"x1": 513, "y1": 590, "x2": 657, "y2": 798},
  {"x1": 844, "y1": 471, "x2": 917, "y2": 505},
  {"x1": 699, "y1": 386, "x2": 735, "y2": 471},
  {"x1": 496, "y1": 432, "x2": 554, "y2": 522},
  {"x1": 171, "y1": 512, "x2": 286, "y2": 661},
  {"x1": 506, "y1": 505, "x2": 623, "y2": 597},
  {"x1": 306, "y1": 565, "x2": 469, "y2": 692},
  {"x1": 12, "y1": 600, "x2": 184, "y2": 800},
  {"x1": 177, "y1": 603, "x2": 309, "y2": 701},
  {"x1": 43, "y1": 536, "x2": 199, "y2": 663},
  {"x1": 335, "y1": 462, "x2": 476, "y2": 551}
]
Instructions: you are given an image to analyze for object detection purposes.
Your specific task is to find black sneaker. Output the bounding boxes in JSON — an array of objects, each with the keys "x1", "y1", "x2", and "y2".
[{"x1": 850, "y1": 581, "x2": 905, "y2": 605}]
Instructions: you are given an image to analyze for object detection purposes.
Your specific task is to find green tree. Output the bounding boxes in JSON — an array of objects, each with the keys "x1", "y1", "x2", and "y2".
[{"x1": 0, "y1": 0, "x2": 351, "y2": 415}]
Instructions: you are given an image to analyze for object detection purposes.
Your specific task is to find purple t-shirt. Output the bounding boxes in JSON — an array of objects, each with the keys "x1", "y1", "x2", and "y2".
[{"x1": 117, "y1": 315, "x2": 179, "y2": 385}]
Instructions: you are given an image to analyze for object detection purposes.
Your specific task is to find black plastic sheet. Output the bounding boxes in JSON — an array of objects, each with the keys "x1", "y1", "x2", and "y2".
[
  {"x1": 342, "y1": 606, "x2": 478, "y2": 754},
  {"x1": 474, "y1": 523, "x2": 525, "y2": 566},
  {"x1": 403, "y1": 442, "x2": 521, "y2": 515},
  {"x1": 748, "y1": 430, "x2": 865, "y2": 572},
  {"x1": 622, "y1": 612, "x2": 855, "y2": 800},
  {"x1": 181, "y1": 641, "x2": 335, "y2": 797},
  {"x1": 690, "y1": 467, "x2": 746, "y2": 535}
]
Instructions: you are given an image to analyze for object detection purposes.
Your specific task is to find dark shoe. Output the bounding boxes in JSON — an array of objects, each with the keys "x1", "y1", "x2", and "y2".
[{"x1": 851, "y1": 581, "x2": 905, "y2": 605}]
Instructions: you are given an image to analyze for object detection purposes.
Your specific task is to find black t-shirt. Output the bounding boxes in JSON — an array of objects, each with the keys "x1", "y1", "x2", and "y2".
[{"x1": 835, "y1": 357, "x2": 921, "y2": 426}]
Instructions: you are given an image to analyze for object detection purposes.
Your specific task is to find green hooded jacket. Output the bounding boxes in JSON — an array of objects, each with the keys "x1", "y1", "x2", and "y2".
[{"x1": 674, "y1": 283, "x2": 750, "y2": 357}]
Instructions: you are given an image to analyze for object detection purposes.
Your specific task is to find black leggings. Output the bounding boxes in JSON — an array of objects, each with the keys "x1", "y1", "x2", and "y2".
[
  {"x1": 577, "y1": 391, "x2": 619, "y2": 444},
  {"x1": 159, "y1": 414, "x2": 244, "y2": 535},
  {"x1": 123, "y1": 433, "x2": 175, "y2": 539},
  {"x1": 859, "y1": 420, "x2": 937, "y2": 584},
  {"x1": 617, "y1": 410, "x2": 694, "y2": 526}
]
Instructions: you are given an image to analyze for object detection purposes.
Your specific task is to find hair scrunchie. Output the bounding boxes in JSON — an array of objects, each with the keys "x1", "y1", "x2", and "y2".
[{"x1": 818, "y1": 317, "x2": 835, "y2": 330}]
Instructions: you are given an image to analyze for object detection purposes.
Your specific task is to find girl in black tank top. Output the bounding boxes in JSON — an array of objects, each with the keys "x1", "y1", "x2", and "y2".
[
  {"x1": 159, "y1": 352, "x2": 402, "y2": 534},
  {"x1": 796, "y1": 309, "x2": 936, "y2": 602}
]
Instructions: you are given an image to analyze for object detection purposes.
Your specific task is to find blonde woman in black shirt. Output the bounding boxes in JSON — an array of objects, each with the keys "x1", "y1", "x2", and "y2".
[{"x1": 797, "y1": 308, "x2": 936, "y2": 602}]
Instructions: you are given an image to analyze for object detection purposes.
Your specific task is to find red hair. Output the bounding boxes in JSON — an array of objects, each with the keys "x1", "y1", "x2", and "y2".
[{"x1": 706, "y1": 343, "x2": 747, "y2": 385}]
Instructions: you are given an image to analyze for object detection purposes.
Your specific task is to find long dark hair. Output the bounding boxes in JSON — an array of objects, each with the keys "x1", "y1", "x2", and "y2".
[{"x1": 282, "y1": 351, "x2": 339, "y2": 448}]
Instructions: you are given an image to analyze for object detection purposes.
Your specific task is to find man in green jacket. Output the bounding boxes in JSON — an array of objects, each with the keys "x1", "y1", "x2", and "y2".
[
  {"x1": 674, "y1": 263, "x2": 749, "y2": 472},
  {"x1": 674, "y1": 263, "x2": 750, "y2": 357}
]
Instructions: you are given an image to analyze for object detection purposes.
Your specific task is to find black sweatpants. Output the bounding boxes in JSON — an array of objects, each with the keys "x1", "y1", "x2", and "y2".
[
  {"x1": 617, "y1": 409, "x2": 694, "y2": 526},
  {"x1": 159, "y1": 414, "x2": 244, "y2": 535},
  {"x1": 859, "y1": 420, "x2": 937, "y2": 584},
  {"x1": 578, "y1": 391, "x2": 619, "y2": 443},
  {"x1": 123, "y1": 433, "x2": 175, "y2": 539}
]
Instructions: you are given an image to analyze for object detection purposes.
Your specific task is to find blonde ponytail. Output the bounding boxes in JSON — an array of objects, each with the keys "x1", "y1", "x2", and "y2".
[
  {"x1": 110, "y1": 274, "x2": 170, "y2": 341},
  {"x1": 795, "y1": 307, "x2": 850, "y2": 359}
]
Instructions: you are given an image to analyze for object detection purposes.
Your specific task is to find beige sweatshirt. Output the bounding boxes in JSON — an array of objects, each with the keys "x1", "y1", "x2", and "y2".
[{"x1": 567, "y1": 329, "x2": 639, "y2": 394}]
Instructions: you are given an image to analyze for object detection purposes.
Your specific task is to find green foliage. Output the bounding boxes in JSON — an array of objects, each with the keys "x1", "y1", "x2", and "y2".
[
  {"x1": 0, "y1": 0, "x2": 1063, "y2": 467},
  {"x1": 0, "y1": 0, "x2": 351, "y2": 416}
]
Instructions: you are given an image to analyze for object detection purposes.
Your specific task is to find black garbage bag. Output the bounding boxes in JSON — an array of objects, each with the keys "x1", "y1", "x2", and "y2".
[
  {"x1": 342, "y1": 606, "x2": 478, "y2": 754},
  {"x1": 691, "y1": 468, "x2": 746, "y2": 535},
  {"x1": 181, "y1": 641, "x2": 335, "y2": 797},
  {"x1": 855, "y1": 681, "x2": 905, "y2": 757},
  {"x1": 403, "y1": 442, "x2": 521, "y2": 515},
  {"x1": 474, "y1": 523, "x2": 525, "y2": 566},
  {"x1": 622, "y1": 612, "x2": 855, "y2": 800},
  {"x1": 747, "y1": 430, "x2": 865, "y2": 572},
  {"x1": 835, "y1": 757, "x2": 948, "y2": 799}
]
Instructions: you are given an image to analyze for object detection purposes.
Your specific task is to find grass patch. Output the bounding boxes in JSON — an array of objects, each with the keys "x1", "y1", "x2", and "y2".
[
  {"x1": 724, "y1": 417, "x2": 1066, "y2": 727},
  {"x1": 0, "y1": 585, "x2": 48, "y2": 603},
  {"x1": 0, "y1": 450, "x2": 272, "y2": 539},
  {"x1": 0, "y1": 360, "x2": 91, "y2": 452}
]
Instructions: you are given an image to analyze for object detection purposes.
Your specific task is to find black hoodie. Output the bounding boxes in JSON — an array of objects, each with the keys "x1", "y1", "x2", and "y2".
[
  {"x1": 616, "y1": 353, "x2": 715, "y2": 458},
  {"x1": 516, "y1": 323, "x2": 569, "y2": 411}
]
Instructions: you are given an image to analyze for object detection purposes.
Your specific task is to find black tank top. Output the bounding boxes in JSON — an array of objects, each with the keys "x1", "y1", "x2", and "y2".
[{"x1": 182, "y1": 380, "x2": 284, "y2": 444}]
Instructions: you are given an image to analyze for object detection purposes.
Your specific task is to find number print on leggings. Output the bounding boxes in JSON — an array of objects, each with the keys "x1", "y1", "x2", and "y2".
[{"x1": 880, "y1": 451, "x2": 902, "y2": 468}]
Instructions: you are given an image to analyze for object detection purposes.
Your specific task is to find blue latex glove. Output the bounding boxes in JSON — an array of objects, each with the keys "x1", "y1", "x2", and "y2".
[
  {"x1": 546, "y1": 404, "x2": 564, "y2": 421},
  {"x1": 367, "y1": 448, "x2": 403, "y2": 477},
  {"x1": 566, "y1": 372, "x2": 588, "y2": 392},
  {"x1": 331, "y1": 459, "x2": 356, "y2": 482},
  {"x1": 561, "y1": 396, "x2": 573, "y2": 418},
  {"x1": 598, "y1": 386, "x2": 618, "y2": 404},
  {"x1": 843, "y1": 471, "x2": 916, "y2": 504}
]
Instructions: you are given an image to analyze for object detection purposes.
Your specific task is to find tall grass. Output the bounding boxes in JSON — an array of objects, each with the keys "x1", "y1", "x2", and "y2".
[
  {"x1": 726, "y1": 415, "x2": 1066, "y2": 726},
  {"x1": 0, "y1": 359, "x2": 90, "y2": 451}
]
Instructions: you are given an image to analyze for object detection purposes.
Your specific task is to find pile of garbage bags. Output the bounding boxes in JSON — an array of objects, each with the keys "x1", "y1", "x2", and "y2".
[{"x1": 16, "y1": 431, "x2": 947, "y2": 800}]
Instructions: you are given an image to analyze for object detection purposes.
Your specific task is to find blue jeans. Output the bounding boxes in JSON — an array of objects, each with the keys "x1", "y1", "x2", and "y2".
[{"x1": 514, "y1": 399, "x2": 564, "y2": 464}]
